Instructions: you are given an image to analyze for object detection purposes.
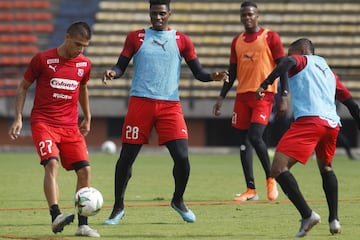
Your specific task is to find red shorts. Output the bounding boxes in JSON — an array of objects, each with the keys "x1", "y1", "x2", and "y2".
[
  {"x1": 276, "y1": 117, "x2": 339, "y2": 164},
  {"x1": 232, "y1": 92, "x2": 274, "y2": 129},
  {"x1": 122, "y1": 96, "x2": 188, "y2": 145},
  {"x1": 31, "y1": 122, "x2": 89, "y2": 170}
]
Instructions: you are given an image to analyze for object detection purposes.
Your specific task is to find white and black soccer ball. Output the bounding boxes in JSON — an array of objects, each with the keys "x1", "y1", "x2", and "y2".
[
  {"x1": 101, "y1": 140, "x2": 117, "y2": 154},
  {"x1": 74, "y1": 187, "x2": 103, "y2": 217}
]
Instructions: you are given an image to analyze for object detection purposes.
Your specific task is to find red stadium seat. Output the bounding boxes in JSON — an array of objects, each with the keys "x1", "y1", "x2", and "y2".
[
  {"x1": 0, "y1": 35, "x2": 38, "y2": 43},
  {"x1": 13, "y1": 1, "x2": 50, "y2": 9},
  {"x1": 0, "y1": 1, "x2": 12, "y2": 9},
  {"x1": 0, "y1": 79, "x2": 20, "y2": 88},
  {"x1": 0, "y1": 47, "x2": 17, "y2": 54},
  {"x1": 0, "y1": 78, "x2": 19, "y2": 96},
  {"x1": 0, "y1": 56, "x2": 32, "y2": 65},
  {"x1": 8, "y1": 12, "x2": 53, "y2": 21},
  {"x1": 0, "y1": 24, "x2": 54, "y2": 32},
  {"x1": 0, "y1": 46, "x2": 39, "y2": 54},
  {"x1": 0, "y1": 1, "x2": 50, "y2": 9},
  {"x1": 0, "y1": 13, "x2": 13, "y2": 20},
  {"x1": 17, "y1": 35, "x2": 38, "y2": 43}
]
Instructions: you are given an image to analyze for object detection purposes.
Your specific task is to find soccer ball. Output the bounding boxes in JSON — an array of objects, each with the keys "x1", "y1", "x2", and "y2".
[
  {"x1": 74, "y1": 187, "x2": 103, "y2": 217},
  {"x1": 101, "y1": 140, "x2": 117, "y2": 154}
]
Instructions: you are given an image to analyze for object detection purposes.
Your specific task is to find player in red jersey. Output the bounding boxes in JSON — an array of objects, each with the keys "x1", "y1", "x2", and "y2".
[
  {"x1": 102, "y1": 0, "x2": 228, "y2": 225},
  {"x1": 8, "y1": 22, "x2": 99, "y2": 237},
  {"x1": 256, "y1": 38, "x2": 347, "y2": 237},
  {"x1": 333, "y1": 71, "x2": 360, "y2": 160},
  {"x1": 213, "y1": 1, "x2": 288, "y2": 202}
]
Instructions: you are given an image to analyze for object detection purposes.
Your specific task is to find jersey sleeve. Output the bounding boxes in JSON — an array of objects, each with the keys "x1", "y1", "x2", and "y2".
[
  {"x1": 120, "y1": 30, "x2": 144, "y2": 59},
  {"x1": 334, "y1": 71, "x2": 352, "y2": 102},
  {"x1": 81, "y1": 60, "x2": 91, "y2": 85},
  {"x1": 229, "y1": 34, "x2": 241, "y2": 64},
  {"x1": 24, "y1": 52, "x2": 42, "y2": 83},
  {"x1": 267, "y1": 31, "x2": 286, "y2": 61},
  {"x1": 177, "y1": 32, "x2": 197, "y2": 62},
  {"x1": 288, "y1": 55, "x2": 307, "y2": 77}
]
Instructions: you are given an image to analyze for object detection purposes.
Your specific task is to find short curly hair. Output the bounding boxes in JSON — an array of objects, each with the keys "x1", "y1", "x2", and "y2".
[
  {"x1": 241, "y1": 1, "x2": 258, "y2": 9},
  {"x1": 290, "y1": 38, "x2": 315, "y2": 54},
  {"x1": 149, "y1": 0, "x2": 170, "y2": 8}
]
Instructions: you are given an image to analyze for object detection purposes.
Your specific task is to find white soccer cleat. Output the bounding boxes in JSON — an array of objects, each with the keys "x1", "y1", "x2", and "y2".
[
  {"x1": 51, "y1": 213, "x2": 74, "y2": 233},
  {"x1": 75, "y1": 225, "x2": 100, "y2": 237},
  {"x1": 329, "y1": 219, "x2": 341, "y2": 235},
  {"x1": 295, "y1": 211, "x2": 321, "y2": 238}
]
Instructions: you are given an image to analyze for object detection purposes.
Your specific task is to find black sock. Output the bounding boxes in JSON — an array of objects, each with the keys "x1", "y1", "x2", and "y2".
[
  {"x1": 78, "y1": 213, "x2": 88, "y2": 226},
  {"x1": 171, "y1": 197, "x2": 188, "y2": 211},
  {"x1": 114, "y1": 144, "x2": 141, "y2": 211},
  {"x1": 166, "y1": 139, "x2": 190, "y2": 206},
  {"x1": 248, "y1": 124, "x2": 271, "y2": 180},
  {"x1": 240, "y1": 140, "x2": 255, "y2": 189},
  {"x1": 50, "y1": 204, "x2": 61, "y2": 222},
  {"x1": 276, "y1": 171, "x2": 312, "y2": 219},
  {"x1": 321, "y1": 171, "x2": 338, "y2": 222},
  {"x1": 113, "y1": 198, "x2": 124, "y2": 210}
]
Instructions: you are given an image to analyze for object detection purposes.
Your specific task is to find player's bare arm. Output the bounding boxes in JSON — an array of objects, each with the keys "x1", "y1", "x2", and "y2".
[
  {"x1": 8, "y1": 79, "x2": 32, "y2": 140},
  {"x1": 213, "y1": 96, "x2": 224, "y2": 116},
  {"x1": 79, "y1": 84, "x2": 91, "y2": 136}
]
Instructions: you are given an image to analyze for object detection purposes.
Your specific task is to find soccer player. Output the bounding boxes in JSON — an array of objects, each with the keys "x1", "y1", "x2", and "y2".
[
  {"x1": 256, "y1": 38, "x2": 342, "y2": 237},
  {"x1": 213, "y1": 1, "x2": 288, "y2": 201},
  {"x1": 8, "y1": 22, "x2": 100, "y2": 237},
  {"x1": 102, "y1": 0, "x2": 228, "y2": 225},
  {"x1": 334, "y1": 72, "x2": 360, "y2": 160}
]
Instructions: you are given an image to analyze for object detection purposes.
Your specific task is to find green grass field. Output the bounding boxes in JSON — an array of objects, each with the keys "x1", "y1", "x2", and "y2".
[{"x1": 0, "y1": 151, "x2": 359, "y2": 239}]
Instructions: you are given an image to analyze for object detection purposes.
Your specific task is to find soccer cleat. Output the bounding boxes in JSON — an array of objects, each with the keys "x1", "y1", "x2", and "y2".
[
  {"x1": 52, "y1": 213, "x2": 75, "y2": 233},
  {"x1": 266, "y1": 177, "x2": 279, "y2": 201},
  {"x1": 295, "y1": 211, "x2": 321, "y2": 238},
  {"x1": 75, "y1": 225, "x2": 100, "y2": 237},
  {"x1": 329, "y1": 219, "x2": 341, "y2": 235},
  {"x1": 104, "y1": 209, "x2": 125, "y2": 225},
  {"x1": 171, "y1": 201, "x2": 196, "y2": 223},
  {"x1": 233, "y1": 188, "x2": 259, "y2": 201}
]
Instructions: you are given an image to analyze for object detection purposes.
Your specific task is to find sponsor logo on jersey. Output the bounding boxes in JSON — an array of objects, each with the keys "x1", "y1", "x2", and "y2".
[
  {"x1": 48, "y1": 65, "x2": 57, "y2": 72},
  {"x1": 181, "y1": 128, "x2": 188, "y2": 135},
  {"x1": 50, "y1": 78, "x2": 78, "y2": 90},
  {"x1": 53, "y1": 93, "x2": 72, "y2": 99},
  {"x1": 76, "y1": 62, "x2": 87, "y2": 67},
  {"x1": 47, "y1": 58, "x2": 59, "y2": 64},
  {"x1": 78, "y1": 69, "x2": 84, "y2": 77},
  {"x1": 243, "y1": 52, "x2": 255, "y2": 62}
]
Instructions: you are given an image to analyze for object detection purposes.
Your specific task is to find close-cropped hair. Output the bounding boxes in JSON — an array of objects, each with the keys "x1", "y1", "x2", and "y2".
[
  {"x1": 290, "y1": 38, "x2": 315, "y2": 54},
  {"x1": 66, "y1": 21, "x2": 92, "y2": 40},
  {"x1": 149, "y1": 0, "x2": 170, "y2": 9},
  {"x1": 241, "y1": 1, "x2": 258, "y2": 9}
]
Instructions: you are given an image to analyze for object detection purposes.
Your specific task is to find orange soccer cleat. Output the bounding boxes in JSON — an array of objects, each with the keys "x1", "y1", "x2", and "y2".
[
  {"x1": 267, "y1": 177, "x2": 279, "y2": 201},
  {"x1": 233, "y1": 188, "x2": 259, "y2": 201}
]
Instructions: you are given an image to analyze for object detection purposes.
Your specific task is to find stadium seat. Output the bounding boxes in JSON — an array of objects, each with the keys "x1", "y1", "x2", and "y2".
[
  {"x1": 0, "y1": 78, "x2": 20, "y2": 97},
  {"x1": 0, "y1": 35, "x2": 38, "y2": 43},
  {"x1": 0, "y1": 0, "x2": 52, "y2": 71},
  {"x1": 81, "y1": 0, "x2": 360, "y2": 98},
  {"x1": 13, "y1": 1, "x2": 50, "y2": 9}
]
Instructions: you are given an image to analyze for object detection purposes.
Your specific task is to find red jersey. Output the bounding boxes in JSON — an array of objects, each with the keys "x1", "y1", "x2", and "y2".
[
  {"x1": 24, "y1": 48, "x2": 91, "y2": 127},
  {"x1": 334, "y1": 71, "x2": 352, "y2": 102},
  {"x1": 119, "y1": 28, "x2": 197, "y2": 61}
]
